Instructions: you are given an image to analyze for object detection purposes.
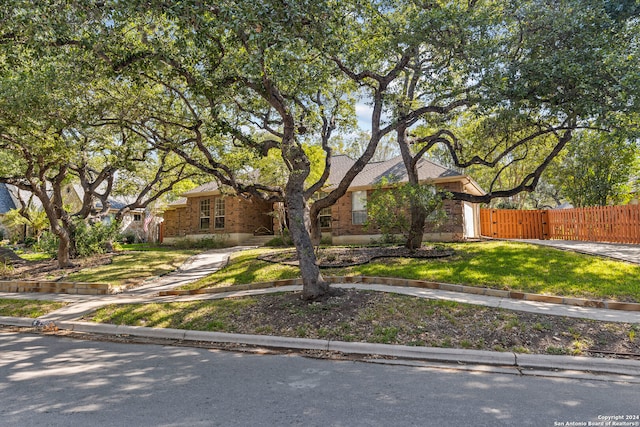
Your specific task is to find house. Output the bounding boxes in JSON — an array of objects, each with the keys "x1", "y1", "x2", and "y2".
[
  {"x1": 61, "y1": 184, "x2": 155, "y2": 242},
  {"x1": 0, "y1": 183, "x2": 19, "y2": 241},
  {"x1": 0, "y1": 182, "x2": 159, "y2": 243},
  {"x1": 161, "y1": 155, "x2": 485, "y2": 245},
  {"x1": 162, "y1": 188, "x2": 275, "y2": 245},
  {"x1": 0, "y1": 183, "x2": 44, "y2": 242},
  {"x1": 325, "y1": 155, "x2": 484, "y2": 244}
]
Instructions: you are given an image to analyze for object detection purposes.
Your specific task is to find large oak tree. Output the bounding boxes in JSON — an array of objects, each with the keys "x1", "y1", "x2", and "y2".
[{"x1": 2, "y1": 0, "x2": 638, "y2": 297}]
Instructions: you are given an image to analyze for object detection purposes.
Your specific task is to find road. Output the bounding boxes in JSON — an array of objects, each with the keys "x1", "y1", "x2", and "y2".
[{"x1": 1, "y1": 331, "x2": 638, "y2": 427}]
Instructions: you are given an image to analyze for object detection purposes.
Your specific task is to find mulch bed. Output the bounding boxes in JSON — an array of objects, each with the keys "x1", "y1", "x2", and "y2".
[{"x1": 220, "y1": 288, "x2": 640, "y2": 359}]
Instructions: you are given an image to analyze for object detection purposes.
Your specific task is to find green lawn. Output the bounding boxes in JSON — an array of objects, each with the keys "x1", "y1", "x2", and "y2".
[
  {"x1": 119, "y1": 243, "x2": 181, "y2": 252},
  {"x1": 18, "y1": 252, "x2": 53, "y2": 262},
  {"x1": 66, "y1": 248, "x2": 201, "y2": 287},
  {"x1": 0, "y1": 299, "x2": 67, "y2": 318},
  {"x1": 91, "y1": 299, "x2": 256, "y2": 330},
  {"x1": 182, "y1": 248, "x2": 301, "y2": 290},
  {"x1": 185, "y1": 241, "x2": 640, "y2": 302}
]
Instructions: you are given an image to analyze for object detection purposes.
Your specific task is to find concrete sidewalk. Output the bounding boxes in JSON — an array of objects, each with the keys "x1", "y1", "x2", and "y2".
[{"x1": 511, "y1": 239, "x2": 640, "y2": 265}]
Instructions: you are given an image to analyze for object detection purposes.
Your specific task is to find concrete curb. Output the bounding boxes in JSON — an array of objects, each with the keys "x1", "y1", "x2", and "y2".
[{"x1": 2, "y1": 317, "x2": 639, "y2": 378}]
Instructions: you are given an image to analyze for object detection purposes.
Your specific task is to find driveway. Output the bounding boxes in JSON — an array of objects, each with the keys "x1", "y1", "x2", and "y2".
[{"x1": 510, "y1": 239, "x2": 640, "y2": 265}]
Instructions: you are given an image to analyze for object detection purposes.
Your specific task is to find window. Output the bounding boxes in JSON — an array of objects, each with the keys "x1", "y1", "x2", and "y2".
[
  {"x1": 133, "y1": 213, "x2": 142, "y2": 222},
  {"x1": 214, "y1": 198, "x2": 225, "y2": 229},
  {"x1": 200, "y1": 199, "x2": 211, "y2": 230},
  {"x1": 351, "y1": 191, "x2": 367, "y2": 225},
  {"x1": 319, "y1": 206, "x2": 332, "y2": 228}
]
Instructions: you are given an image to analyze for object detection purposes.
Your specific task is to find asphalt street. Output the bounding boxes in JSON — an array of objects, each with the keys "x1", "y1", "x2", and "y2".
[{"x1": 1, "y1": 331, "x2": 639, "y2": 427}]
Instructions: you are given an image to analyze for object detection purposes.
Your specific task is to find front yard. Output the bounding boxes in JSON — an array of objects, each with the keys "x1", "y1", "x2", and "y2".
[
  {"x1": 1, "y1": 246, "x2": 201, "y2": 288},
  {"x1": 184, "y1": 241, "x2": 640, "y2": 302},
  {"x1": 88, "y1": 289, "x2": 640, "y2": 357},
  {"x1": 0, "y1": 299, "x2": 67, "y2": 318},
  {"x1": 2, "y1": 241, "x2": 639, "y2": 358}
]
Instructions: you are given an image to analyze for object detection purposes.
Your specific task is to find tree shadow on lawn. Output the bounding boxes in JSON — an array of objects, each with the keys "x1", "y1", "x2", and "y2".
[
  {"x1": 330, "y1": 242, "x2": 640, "y2": 302},
  {"x1": 66, "y1": 252, "x2": 190, "y2": 286},
  {"x1": 192, "y1": 257, "x2": 300, "y2": 289}
]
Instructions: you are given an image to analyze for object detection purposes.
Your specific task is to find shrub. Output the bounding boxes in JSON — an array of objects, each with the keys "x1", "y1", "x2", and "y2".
[
  {"x1": 171, "y1": 235, "x2": 229, "y2": 249},
  {"x1": 320, "y1": 236, "x2": 333, "y2": 246},
  {"x1": 265, "y1": 236, "x2": 291, "y2": 247},
  {"x1": 365, "y1": 179, "x2": 449, "y2": 247},
  {"x1": 120, "y1": 232, "x2": 138, "y2": 244},
  {"x1": 265, "y1": 229, "x2": 294, "y2": 247},
  {"x1": 74, "y1": 220, "x2": 120, "y2": 257},
  {"x1": 23, "y1": 236, "x2": 37, "y2": 247},
  {"x1": 33, "y1": 232, "x2": 59, "y2": 257}
]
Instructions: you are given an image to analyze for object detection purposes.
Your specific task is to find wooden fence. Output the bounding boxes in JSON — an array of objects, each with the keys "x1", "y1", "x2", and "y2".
[{"x1": 480, "y1": 204, "x2": 640, "y2": 244}]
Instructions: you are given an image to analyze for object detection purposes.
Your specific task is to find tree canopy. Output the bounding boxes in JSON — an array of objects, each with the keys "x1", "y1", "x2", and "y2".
[{"x1": 1, "y1": 0, "x2": 638, "y2": 297}]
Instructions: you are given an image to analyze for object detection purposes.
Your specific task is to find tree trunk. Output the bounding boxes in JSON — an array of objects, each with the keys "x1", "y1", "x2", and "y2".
[
  {"x1": 286, "y1": 190, "x2": 328, "y2": 300},
  {"x1": 309, "y1": 210, "x2": 322, "y2": 247},
  {"x1": 31, "y1": 183, "x2": 75, "y2": 268},
  {"x1": 397, "y1": 125, "x2": 426, "y2": 249},
  {"x1": 283, "y1": 137, "x2": 329, "y2": 300},
  {"x1": 406, "y1": 204, "x2": 425, "y2": 250},
  {"x1": 55, "y1": 228, "x2": 74, "y2": 268}
]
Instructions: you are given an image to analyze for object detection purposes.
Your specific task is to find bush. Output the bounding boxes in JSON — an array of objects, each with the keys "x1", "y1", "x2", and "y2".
[
  {"x1": 265, "y1": 236, "x2": 290, "y2": 247},
  {"x1": 36, "y1": 220, "x2": 122, "y2": 259},
  {"x1": 74, "y1": 220, "x2": 120, "y2": 257},
  {"x1": 33, "y1": 232, "x2": 59, "y2": 257},
  {"x1": 119, "y1": 232, "x2": 138, "y2": 244},
  {"x1": 320, "y1": 236, "x2": 333, "y2": 246},
  {"x1": 171, "y1": 235, "x2": 229, "y2": 249},
  {"x1": 265, "y1": 229, "x2": 293, "y2": 247},
  {"x1": 23, "y1": 236, "x2": 37, "y2": 247},
  {"x1": 365, "y1": 180, "x2": 449, "y2": 247}
]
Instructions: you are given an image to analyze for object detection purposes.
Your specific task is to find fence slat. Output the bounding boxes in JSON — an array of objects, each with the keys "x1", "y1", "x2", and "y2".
[{"x1": 480, "y1": 205, "x2": 640, "y2": 244}]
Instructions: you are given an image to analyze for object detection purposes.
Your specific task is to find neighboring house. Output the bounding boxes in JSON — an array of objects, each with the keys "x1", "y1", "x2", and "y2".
[
  {"x1": 0, "y1": 183, "x2": 44, "y2": 242},
  {"x1": 161, "y1": 155, "x2": 485, "y2": 245},
  {"x1": 61, "y1": 184, "x2": 155, "y2": 243},
  {"x1": 0, "y1": 183, "x2": 19, "y2": 241},
  {"x1": 0, "y1": 182, "x2": 158, "y2": 243}
]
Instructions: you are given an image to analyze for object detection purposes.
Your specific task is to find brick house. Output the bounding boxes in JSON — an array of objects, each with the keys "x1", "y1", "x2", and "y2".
[
  {"x1": 325, "y1": 156, "x2": 484, "y2": 243},
  {"x1": 161, "y1": 155, "x2": 485, "y2": 245},
  {"x1": 161, "y1": 183, "x2": 274, "y2": 245}
]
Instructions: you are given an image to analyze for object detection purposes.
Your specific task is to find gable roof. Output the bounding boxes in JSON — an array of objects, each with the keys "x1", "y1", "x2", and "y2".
[
  {"x1": 0, "y1": 184, "x2": 44, "y2": 213},
  {"x1": 182, "y1": 181, "x2": 221, "y2": 197},
  {"x1": 327, "y1": 155, "x2": 461, "y2": 188},
  {"x1": 326, "y1": 155, "x2": 484, "y2": 195},
  {"x1": 174, "y1": 154, "x2": 485, "y2": 200},
  {"x1": 163, "y1": 197, "x2": 187, "y2": 211}
]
